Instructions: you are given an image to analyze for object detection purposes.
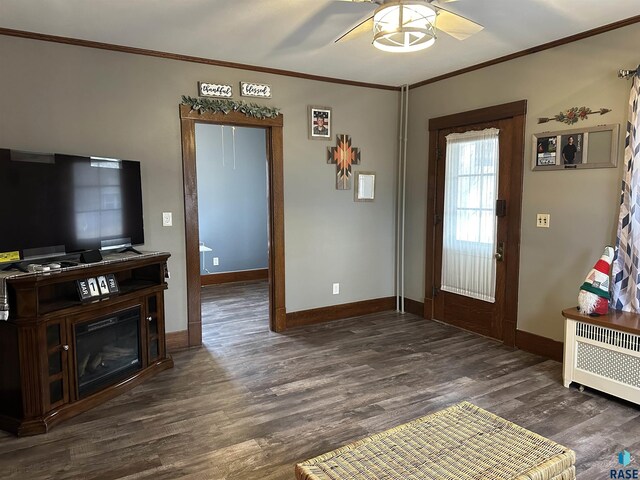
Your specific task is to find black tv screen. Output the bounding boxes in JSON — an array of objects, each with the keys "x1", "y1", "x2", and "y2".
[{"x1": 0, "y1": 149, "x2": 144, "y2": 262}]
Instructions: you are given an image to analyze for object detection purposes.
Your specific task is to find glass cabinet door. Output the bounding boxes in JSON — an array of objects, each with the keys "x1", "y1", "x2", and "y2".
[
  {"x1": 45, "y1": 320, "x2": 70, "y2": 409},
  {"x1": 146, "y1": 294, "x2": 161, "y2": 363}
]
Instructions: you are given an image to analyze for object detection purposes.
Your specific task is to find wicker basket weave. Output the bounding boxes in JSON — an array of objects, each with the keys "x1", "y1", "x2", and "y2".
[{"x1": 295, "y1": 402, "x2": 575, "y2": 480}]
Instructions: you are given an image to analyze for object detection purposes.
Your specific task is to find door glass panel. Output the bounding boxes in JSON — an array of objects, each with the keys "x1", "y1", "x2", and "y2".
[
  {"x1": 50, "y1": 379, "x2": 63, "y2": 404},
  {"x1": 148, "y1": 295, "x2": 158, "y2": 336},
  {"x1": 148, "y1": 295, "x2": 157, "y2": 315},
  {"x1": 150, "y1": 340, "x2": 159, "y2": 361},
  {"x1": 149, "y1": 318, "x2": 158, "y2": 337},
  {"x1": 48, "y1": 351, "x2": 62, "y2": 375},
  {"x1": 442, "y1": 128, "x2": 499, "y2": 302},
  {"x1": 47, "y1": 324, "x2": 61, "y2": 347}
]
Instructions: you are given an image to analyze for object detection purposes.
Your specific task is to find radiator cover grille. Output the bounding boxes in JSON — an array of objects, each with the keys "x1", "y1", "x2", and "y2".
[
  {"x1": 575, "y1": 322, "x2": 640, "y2": 388},
  {"x1": 576, "y1": 343, "x2": 640, "y2": 388},
  {"x1": 576, "y1": 321, "x2": 640, "y2": 352}
]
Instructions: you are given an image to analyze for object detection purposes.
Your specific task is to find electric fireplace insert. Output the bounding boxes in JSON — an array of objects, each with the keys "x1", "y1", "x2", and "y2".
[{"x1": 75, "y1": 307, "x2": 142, "y2": 399}]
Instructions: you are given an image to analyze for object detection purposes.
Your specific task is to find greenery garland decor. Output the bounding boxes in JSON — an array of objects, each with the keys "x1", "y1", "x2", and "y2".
[
  {"x1": 538, "y1": 106, "x2": 611, "y2": 125},
  {"x1": 181, "y1": 95, "x2": 280, "y2": 119}
]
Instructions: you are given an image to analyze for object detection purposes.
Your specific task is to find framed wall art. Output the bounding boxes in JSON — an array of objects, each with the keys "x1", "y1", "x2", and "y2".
[
  {"x1": 308, "y1": 106, "x2": 331, "y2": 140},
  {"x1": 532, "y1": 124, "x2": 619, "y2": 171},
  {"x1": 327, "y1": 134, "x2": 361, "y2": 190},
  {"x1": 354, "y1": 171, "x2": 375, "y2": 202}
]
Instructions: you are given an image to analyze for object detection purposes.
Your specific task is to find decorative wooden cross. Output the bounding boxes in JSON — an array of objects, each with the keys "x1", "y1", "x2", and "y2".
[{"x1": 327, "y1": 134, "x2": 361, "y2": 190}]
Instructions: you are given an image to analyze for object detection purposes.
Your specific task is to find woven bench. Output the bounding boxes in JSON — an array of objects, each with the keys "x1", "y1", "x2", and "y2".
[{"x1": 295, "y1": 402, "x2": 575, "y2": 480}]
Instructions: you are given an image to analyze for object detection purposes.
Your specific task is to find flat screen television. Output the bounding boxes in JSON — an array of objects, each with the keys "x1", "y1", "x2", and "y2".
[{"x1": 0, "y1": 149, "x2": 144, "y2": 264}]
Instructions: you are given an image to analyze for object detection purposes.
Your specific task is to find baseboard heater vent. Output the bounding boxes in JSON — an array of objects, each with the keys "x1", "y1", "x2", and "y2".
[
  {"x1": 576, "y1": 322, "x2": 640, "y2": 352},
  {"x1": 563, "y1": 319, "x2": 640, "y2": 405}
]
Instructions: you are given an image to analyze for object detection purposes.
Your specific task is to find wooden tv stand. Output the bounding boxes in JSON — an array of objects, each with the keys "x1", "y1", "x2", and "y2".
[{"x1": 0, "y1": 252, "x2": 173, "y2": 436}]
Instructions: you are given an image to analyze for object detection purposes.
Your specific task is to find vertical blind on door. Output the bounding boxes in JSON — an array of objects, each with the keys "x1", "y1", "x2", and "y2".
[{"x1": 441, "y1": 128, "x2": 499, "y2": 303}]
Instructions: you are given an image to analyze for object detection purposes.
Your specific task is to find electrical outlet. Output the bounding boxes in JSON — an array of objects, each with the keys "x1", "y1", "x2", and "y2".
[
  {"x1": 536, "y1": 213, "x2": 550, "y2": 228},
  {"x1": 332, "y1": 283, "x2": 340, "y2": 295},
  {"x1": 213, "y1": 257, "x2": 219, "y2": 266},
  {"x1": 162, "y1": 212, "x2": 172, "y2": 227}
]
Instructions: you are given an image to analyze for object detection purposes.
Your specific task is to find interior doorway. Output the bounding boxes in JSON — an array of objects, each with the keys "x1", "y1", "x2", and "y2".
[
  {"x1": 195, "y1": 124, "x2": 269, "y2": 283},
  {"x1": 180, "y1": 106, "x2": 286, "y2": 347},
  {"x1": 425, "y1": 101, "x2": 526, "y2": 346},
  {"x1": 195, "y1": 123, "x2": 270, "y2": 340}
]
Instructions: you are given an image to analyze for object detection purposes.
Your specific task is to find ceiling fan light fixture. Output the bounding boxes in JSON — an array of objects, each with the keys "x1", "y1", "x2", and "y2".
[{"x1": 373, "y1": 1, "x2": 437, "y2": 53}]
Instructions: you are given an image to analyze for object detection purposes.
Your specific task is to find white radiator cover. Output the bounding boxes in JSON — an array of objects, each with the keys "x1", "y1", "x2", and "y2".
[{"x1": 564, "y1": 319, "x2": 640, "y2": 405}]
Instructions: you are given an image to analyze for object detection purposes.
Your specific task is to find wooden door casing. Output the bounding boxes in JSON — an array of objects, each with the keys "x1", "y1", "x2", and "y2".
[{"x1": 179, "y1": 106, "x2": 286, "y2": 342}]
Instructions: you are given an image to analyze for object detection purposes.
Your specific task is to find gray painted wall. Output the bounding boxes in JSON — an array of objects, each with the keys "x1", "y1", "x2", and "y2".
[
  {"x1": 0, "y1": 35, "x2": 398, "y2": 332},
  {"x1": 195, "y1": 124, "x2": 268, "y2": 275},
  {"x1": 1, "y1": 25, "x2": 634, "y2": 341},
  {"x1": 405, "y1": 23, "x2": 640, "y2": 342}
]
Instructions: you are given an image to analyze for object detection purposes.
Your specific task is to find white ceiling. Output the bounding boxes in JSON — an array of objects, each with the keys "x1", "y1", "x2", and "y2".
[{"x1": 0, "y1": 0, "x2": 638, "y2": 86}]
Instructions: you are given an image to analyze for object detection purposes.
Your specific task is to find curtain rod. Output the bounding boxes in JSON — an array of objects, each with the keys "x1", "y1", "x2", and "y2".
[{"x1": 618, "y1": 64, "x2": 640, "y2": 79}]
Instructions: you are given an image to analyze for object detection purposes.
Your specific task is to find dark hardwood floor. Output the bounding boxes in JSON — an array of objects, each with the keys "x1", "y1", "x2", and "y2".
[{"x1": 0, "y1": 280, "x2": 638, "y2": 479}]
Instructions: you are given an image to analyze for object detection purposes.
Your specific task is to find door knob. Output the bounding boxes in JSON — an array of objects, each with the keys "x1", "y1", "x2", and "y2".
[
  {"x1": 495, "y1": 242, "x2": 505, "y2": 262},
  {"x1": 62, "y1": 345, "x2": 69, "y2": 351}
]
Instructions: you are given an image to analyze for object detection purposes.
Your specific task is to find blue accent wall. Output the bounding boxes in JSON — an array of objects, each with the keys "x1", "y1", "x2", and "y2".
[{"x1": 195, "y1": 124, "x2": 268, "y2": 275}]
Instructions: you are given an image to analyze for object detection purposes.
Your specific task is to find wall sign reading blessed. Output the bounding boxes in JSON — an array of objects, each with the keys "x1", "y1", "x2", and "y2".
[
  {"x1": 198, "y1": 82, "x2": 233, "y2": 98},
  {"x1": 240, "y1": 82, "x2": 272, "y2": 98}
]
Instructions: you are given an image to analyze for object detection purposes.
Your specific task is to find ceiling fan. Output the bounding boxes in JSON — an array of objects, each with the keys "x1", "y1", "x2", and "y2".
[{"x1": 332, "y1": 0, "x2": 483, "y2": 53}]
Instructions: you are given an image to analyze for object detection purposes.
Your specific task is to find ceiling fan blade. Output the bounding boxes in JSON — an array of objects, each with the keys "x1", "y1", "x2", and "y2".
[
  {"x1": 436, "y1": 9, "x2": 483, "y2": 40},
  {"x1": 335, "y1": 16, "x2": 374, "y2": 43}
]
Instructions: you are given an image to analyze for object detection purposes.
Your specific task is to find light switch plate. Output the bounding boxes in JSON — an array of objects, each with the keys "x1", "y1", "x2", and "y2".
[{"x1": 162, "y1": 212, "x2": 172, "y2": 227}]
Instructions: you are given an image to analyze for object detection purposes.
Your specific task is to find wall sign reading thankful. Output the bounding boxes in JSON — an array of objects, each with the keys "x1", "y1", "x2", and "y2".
[
  {"x1": 240, "y1": 82, "x2": 272, "y2": 98},
  {"x1": 198, "y1": 82, "x2": 233, "y2": 98}
]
